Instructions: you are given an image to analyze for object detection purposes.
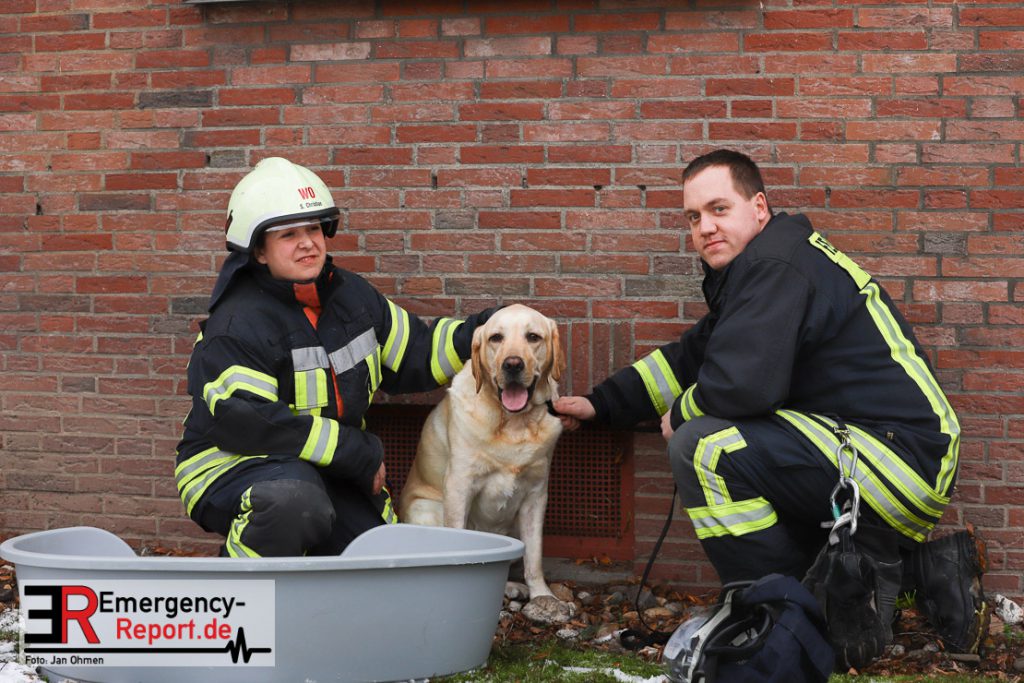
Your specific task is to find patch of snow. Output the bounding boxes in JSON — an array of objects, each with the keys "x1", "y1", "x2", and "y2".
[{"x1": 562, "y1": 665, "x2": 666, "y2": 682}]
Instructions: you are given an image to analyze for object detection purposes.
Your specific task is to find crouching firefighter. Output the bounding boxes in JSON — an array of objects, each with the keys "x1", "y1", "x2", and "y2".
[
  {"x1": 176, "y1": 157, "x2": 499, "y2": 557},
  {"x1": 555, "y1": 149, "x2": 988, "y2": 670}
]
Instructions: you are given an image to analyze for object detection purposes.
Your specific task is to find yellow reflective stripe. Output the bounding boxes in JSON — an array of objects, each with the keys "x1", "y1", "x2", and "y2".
[
  {"x1": 680, "y1": 384, "x2": 704, "y2": 422},
  {"x1": 225, "y1": 487, "x2": 260, "y2": 558},
  {"x1": 193, "y1": 331, "x2": 203, "y2": 347},
  {"x1": 687, "y1": 497, "x2": 778, "y2": 539},
  {"x1": 694, "y1": 427, "x2": 747, "y2": 507},
  {"x1": 808, "y1": 231, "x2": 871, "y2": 289},
  {"x1": 809, "y1": 231, "x2": 960, "y2": 497},
  {"x1": 846, "y1": 422, "x2": 949, "y2": 516},
  {"x1": 631, "y1": 349, "x2": 683, "y2": 415},
  {"x1": 294, "y1": 368, "x2": 328, "y2": 415},
  {"x1": 291, "y1": 347, "x2": 329, "y2": 415},
  {"x1": 380, "y1": 488, "x2": 397, "y2": 525},
  {"x1": 777, "y1": 409, "x2": 934, "y2": 542},
  {"x1": 203, "y1": 365, "x2": 278, "y2": 413},
  {"x1": 382, "y1": 300, "x2": 411, "y2": 372},
  {"x1": 299, "y1": 416, "x2": 339, "y2": 466},
  {"x1": 860, "y1": 281, "x2": 960, "y2": 496},
  {"x1": 430, "y1": 317, "x2": 465, "y2": 385},
  {"x1": 175, "y1": 447, "x2": 268, "y2": 516},
  {"x1": 366, "y1": 348, "x2": 382, "y2": 403},
  {"x1": 292, "y1": 368, "x2": 327, "y2": 417}
]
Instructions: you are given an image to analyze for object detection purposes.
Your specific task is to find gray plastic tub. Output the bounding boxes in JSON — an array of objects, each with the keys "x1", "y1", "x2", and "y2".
[{"x1": 0, "y1": 523, "x2": 523, "y2": 682}]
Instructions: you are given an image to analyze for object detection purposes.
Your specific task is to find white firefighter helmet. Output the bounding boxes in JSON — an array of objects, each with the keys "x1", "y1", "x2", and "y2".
[{"x1": 224, "y1": 157, "x2": 340, "y2": 253}]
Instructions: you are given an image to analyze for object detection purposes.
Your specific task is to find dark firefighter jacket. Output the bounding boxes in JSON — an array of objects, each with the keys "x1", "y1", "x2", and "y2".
[
  {"x1": 588, "y1": 212, "x2": 960, "y2": 508},
  {"x1": 175, "y1": 255, "x2": 494, "y2": 518}
]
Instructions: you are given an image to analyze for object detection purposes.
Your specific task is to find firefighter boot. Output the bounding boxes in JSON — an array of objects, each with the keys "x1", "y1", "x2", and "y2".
[{"x1": 910, "y1": 529, "x2": 990, "y2": 654}]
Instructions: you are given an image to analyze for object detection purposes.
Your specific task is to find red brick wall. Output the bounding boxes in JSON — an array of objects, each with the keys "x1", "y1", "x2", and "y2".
[{"x1": 1, "y1": 1, "x2": 1021, "y2": 597}]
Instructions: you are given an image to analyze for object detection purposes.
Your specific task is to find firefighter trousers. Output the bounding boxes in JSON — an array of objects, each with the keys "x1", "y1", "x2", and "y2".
[
  {"x1": 667, "y1": 415, "x2": 915, "y2": 584},
  {"x1": 193, "y1": 458, "x2": 391, "y2": 557}
]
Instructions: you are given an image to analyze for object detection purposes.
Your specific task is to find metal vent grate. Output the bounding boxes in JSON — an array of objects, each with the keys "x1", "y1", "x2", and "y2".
[{"x1": 366, "y1": 404, "x2": 634, "y2": 560}]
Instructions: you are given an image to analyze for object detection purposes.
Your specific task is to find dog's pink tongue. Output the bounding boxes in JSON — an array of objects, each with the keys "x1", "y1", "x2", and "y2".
[{"x1": 501, "y1": 385, "x2": 529, "y2": 412}]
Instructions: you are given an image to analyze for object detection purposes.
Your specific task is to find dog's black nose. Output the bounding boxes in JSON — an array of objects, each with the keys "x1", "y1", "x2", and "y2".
[{"x1": 502, "y1": 356, "x2": 524, "y2": 373}]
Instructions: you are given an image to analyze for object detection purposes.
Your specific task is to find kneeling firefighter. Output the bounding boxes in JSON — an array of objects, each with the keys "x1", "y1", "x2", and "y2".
[{"x1": 175, "y1": 158, "x2": 498, "y2": 557}]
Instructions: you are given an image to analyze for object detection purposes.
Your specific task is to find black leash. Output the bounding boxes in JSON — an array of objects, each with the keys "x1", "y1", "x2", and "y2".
[
  {"x1": 620, "y1": 484, "x2": 679, "y2": 650},
  {"x1": 543, "y1": 402, "x2": 674, "y2": 649}
]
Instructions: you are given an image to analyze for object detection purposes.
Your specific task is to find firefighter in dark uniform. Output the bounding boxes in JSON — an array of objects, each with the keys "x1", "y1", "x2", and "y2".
[
  {"x1": 176, "y1": 157, "x2": 497, "y2": 558},
  {"x1": 555, "y1": 149, "x2": 987, "y2": 667}
]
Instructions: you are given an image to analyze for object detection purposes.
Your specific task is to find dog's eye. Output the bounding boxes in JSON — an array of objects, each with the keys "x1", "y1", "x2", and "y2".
[
  {"x1": 489, "y1": 333, "x2": 504, "y2": 343},
  {"x1": 526, "y1": 332, "x2": 542, "y2": 343}
]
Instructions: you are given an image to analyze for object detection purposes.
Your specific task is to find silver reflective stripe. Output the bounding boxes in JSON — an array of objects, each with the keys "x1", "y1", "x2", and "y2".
[
  {"x1": 844, "y1": 424, "x2": 947, "y2": 519},
  {"x1": 204, "y1": 370, "x2": 278, "y2": 407},
  {"x1": 637, "y1": 354, "x2": 676, "y2": 415},
  {"x1": 174, "y1": 448, "x2": 226, "y2": 490},
  {"x1": 805, "y1": 412, "x2": 948, "y2": 519},
  {"x1": 383, "y1": 303, "x2": 409, "y2": 370},
  {"x1": 776, "y1": 410, "x2": 935, "y2": 541},
  {"x1": 434, "y1": 318, "x2": 459, "y2": 380},
  {"x1": 862, "y1": 282, "x2": 960, "y2": 495},
  {"x1": 695, "y1": 428, "x2": 747, "y2": 507},
  {"x1": 328, "y1": 329, "x2": 377, "y2": 376},
  {"x1": 689, "y1": 498, "x2": 777, "y2": 539},
  {"x1": 303, "y1": 418, "x2": 334, "y2": 466},
  {"x1": 292, "y1": 346, "x2": 330, "y2": 372}
]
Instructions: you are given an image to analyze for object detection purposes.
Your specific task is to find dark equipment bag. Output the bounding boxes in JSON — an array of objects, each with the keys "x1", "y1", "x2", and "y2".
[{"x1": 665, "y1": 573, "x2": 835, "y2": 683}]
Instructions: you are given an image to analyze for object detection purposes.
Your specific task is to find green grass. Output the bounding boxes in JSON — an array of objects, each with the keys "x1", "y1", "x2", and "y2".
[
  {"x1": 433, "y1": 640, "x2": 1007, "y2": 682},
  {"x1": 439, "y1": 639, "x2": 665, "y2": 682}
]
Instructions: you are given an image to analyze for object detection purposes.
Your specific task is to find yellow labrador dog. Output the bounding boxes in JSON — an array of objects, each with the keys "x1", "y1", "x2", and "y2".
[{"x1": 399, "y1": 304, "x2": 574, "y2": 623}]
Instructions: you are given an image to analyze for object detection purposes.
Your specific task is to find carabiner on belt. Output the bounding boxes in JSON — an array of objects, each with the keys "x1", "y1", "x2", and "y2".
[{"x1": 820, "y1": 423, "x2": 862, "y2": 544}]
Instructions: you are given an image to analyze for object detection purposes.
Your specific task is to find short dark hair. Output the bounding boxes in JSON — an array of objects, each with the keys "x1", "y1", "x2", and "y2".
[{"x1": 682, "y1": 149, "x2": 768, "y2": 204}]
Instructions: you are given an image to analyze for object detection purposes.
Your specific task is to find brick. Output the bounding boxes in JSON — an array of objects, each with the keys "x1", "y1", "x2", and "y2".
[
  {"x1": 219, "y1": 87, "x2": 296, "y2": 106},
  {"x1": 511, "y1": 189, "x2": 595, "y2": 207},
  {"x1": 484, "y1": 58, "x2": 572, "y2": 79},
  {"x1": 460, "y1": 145, "x2": 543, "y2": 164},
  {"x1": 710, "y1": 122, "x2": 798, "y2": 141},
  {"x1": 78, "y1": 193, "x2": 151, "y2": 212},
  {"x1": 375, "y1": 40, "x2": 459, "y2": 59},
  {"x1": 468, "y1": 254, "x2": 554, "y2": 273},
  {"x1": 547, "y1": 145, "x2": 632, "y2": 164},
  {"x1": 706, "y1": 77, "x2": 794, "y2": 97},
  {"x1": 745, "y1": 32, "x2": 832, "y2": 51},
  {"x1": 839, "y1": 32, "x2": 928, "y2": 51},
  {"x1": 459, "y1": 101, "x2": 544, "y2": 121},
  {"x1": 523, "y1": 122, "x2": 610, "y2": 142},
  {"x1": 480, "y1": 81, "x2": 562, "y2": 99},
  {"x1": 483, "y1": 15, "x2": 569, "y2": 34},
  {"x1": 922, "y1": 143, "x2": 1015, "y2": 164},
  {"x1": 480, "y1": 211, "x2": 561, "y2": 231},
  {"x1": 765, "y1": 8, "x2": 854, "y2": 29},
  {"x1": 527, "y1": 168, "x2": 610, "y2": 187},
  {"x1": 21, "y1": 12, "x2": 89, "y2": 32},
  {"x1": 562, "y1": 254, "x2": 649, "y2": 275},
  {"x1": 650, "y1": 31, "x2": 741, "y2": 54},
  {"x1": 575, "y1": 12, "x2": 660, "y2": 32},
  {"x1": 960, "y1": 8, "x2": 1024, "y2": 27},
  {"x1": 464, "y1": 36, "x2": 551, "y2": 58},
  {"x1": 577, "y1": 56, "x2": 667, "y2": 78}
]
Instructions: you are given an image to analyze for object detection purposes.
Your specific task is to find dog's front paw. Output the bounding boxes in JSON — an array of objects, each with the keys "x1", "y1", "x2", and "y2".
[{"x1": 521, "y1": 594, "x2": 576, "y2": 625}]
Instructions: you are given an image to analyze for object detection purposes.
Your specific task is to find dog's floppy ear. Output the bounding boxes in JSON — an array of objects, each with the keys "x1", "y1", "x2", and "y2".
[
  {"x1": 546, "y1": 317, "x2": 566, "y2": 383},
  {"x1": 471, "y1": 323, "x2": 487, "y2": 394}
]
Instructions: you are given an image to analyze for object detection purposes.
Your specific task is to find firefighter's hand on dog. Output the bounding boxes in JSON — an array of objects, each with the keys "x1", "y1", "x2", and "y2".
[
  {"x1": 552, "y1": 396, "x2": 594, "y2": 431},
  {"x1": 371, "y1": 462, "x2": 386, "y2": 494},
  {"x1": 661, "y1": 412, "x2": 674, "y2": 441}
]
